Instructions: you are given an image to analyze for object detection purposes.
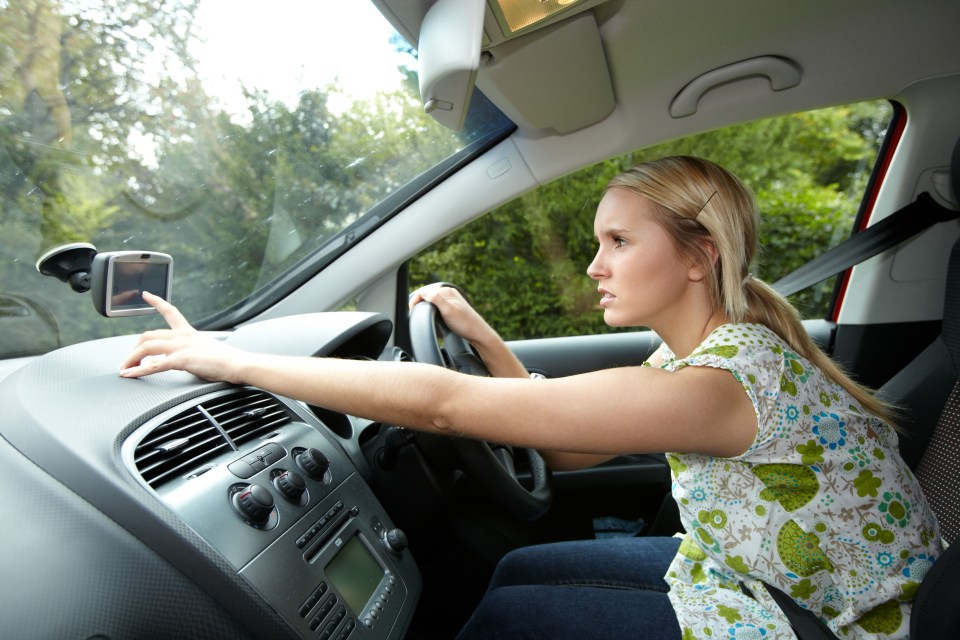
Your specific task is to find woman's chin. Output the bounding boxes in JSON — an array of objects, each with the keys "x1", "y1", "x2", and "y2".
[{"x1": 602, "y1": 311, "x2": 626, "y2": 327}]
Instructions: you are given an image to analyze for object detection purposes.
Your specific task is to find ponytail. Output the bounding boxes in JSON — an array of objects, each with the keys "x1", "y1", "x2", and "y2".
[{"x1": 743, "y1": 277, "x2": 898, "y2": 427}]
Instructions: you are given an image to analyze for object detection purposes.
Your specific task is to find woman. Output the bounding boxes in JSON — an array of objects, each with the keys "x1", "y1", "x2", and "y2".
[{"x1": 121, "y1": 156, "x2": 940, "y2": 639}]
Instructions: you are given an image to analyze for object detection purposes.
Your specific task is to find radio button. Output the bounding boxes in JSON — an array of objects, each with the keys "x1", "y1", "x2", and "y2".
[{"x1": 336, "y1": 619, "x2": 356, "y2": 639}]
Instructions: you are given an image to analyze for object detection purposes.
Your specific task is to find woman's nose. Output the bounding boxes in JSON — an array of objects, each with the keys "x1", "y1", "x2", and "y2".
[{"x1": 587, "y1": 249, "x2": 606, "y2": 280}]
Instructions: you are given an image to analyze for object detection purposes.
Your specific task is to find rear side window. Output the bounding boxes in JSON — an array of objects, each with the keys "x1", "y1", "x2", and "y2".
[{"x1": 410, "y1": 101, "x2": 894, "y2": 340}]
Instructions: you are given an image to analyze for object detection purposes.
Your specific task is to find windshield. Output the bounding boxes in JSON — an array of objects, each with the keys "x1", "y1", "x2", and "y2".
[{"x1": 0, "y1": 0, "x2": 512, "y2": 358}]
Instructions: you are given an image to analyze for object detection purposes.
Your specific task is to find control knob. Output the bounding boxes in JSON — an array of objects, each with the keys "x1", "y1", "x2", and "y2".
[
  {"x1": 274, "y1": 469, "x2": 306, "y2": 501},
  {"x1": 232, "y1": 484, "x2": 274, "y2": 525},
  {"x1": 297, "y1": 448, "x2": 330, "y2": 479},
  {"x1": 383, "y1": 527, "x2": 408, "y2": 554}
]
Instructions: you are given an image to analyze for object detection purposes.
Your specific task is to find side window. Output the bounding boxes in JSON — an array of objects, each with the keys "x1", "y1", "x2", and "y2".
[{"x1": 409, "y1": 102, "x2": 893, "y2": 340}]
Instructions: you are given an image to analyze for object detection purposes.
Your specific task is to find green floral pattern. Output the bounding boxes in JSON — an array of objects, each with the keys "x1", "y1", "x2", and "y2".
[{"x1": 652, "y1": 323, "x2": 941, "y2": 640}]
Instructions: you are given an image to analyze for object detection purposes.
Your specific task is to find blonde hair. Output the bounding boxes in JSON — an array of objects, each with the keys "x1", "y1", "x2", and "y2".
[{"x1": 607, "y1": 156, "x2": 897, "y2": 426}]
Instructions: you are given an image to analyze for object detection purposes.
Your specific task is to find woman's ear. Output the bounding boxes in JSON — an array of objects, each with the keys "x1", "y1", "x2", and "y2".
[{"x1": 688, "y1": 239, "x2": 719, "y2": 282}]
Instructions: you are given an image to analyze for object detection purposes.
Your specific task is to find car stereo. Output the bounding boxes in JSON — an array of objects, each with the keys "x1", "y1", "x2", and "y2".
[{"x1": 238, "y1": 473, "x2": 417, "y2": 639}]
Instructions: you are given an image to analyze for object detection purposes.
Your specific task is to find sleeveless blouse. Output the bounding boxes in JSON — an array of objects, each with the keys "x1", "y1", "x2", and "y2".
[{"x1": 649, "y1": 323, "x2": 941, "y2": 639}]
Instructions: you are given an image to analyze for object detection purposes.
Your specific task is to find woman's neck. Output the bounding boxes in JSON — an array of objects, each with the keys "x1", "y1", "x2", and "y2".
[{"x1": 654, "y1": 310, "x2": 730, "y2": 360}]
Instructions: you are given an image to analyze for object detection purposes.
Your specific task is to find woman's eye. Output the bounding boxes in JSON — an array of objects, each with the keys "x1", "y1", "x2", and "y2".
[{"x1": 613, "y1": 237, "x2": 627, "y2": 248}]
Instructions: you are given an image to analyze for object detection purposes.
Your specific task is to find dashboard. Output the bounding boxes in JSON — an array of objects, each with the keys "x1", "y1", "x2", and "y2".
[{"x1": 0, "y1": 312, "x2": 421, "y2": 639}]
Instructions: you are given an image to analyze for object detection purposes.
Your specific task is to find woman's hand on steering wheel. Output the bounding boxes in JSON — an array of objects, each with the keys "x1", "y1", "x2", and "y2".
[
  {"x1": 409, "y1": 283, "x2": 492, "y2": 347},
  {"x1": 409, "y1": 283, "x2": 530, "y2": 380}
]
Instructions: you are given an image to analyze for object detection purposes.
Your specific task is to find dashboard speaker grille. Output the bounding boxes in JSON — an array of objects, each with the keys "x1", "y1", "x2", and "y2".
[{"x1": 133, "y1": 389, "x2": 292, "y2": 489}]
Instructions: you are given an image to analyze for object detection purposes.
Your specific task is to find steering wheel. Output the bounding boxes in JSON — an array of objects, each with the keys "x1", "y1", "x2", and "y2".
[{"x1": 409, "y1": 297, "x2": 553, "y2": 521}]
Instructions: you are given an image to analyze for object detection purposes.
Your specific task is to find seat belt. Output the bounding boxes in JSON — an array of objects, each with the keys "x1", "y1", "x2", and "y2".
[
  {"x1": 773, "y1": 193, "x2": 959, "y2": 298},
  {"x1": 741, "y1": 580, "x2": 840, "y2": 639},
  {"x1": 763, "y1": 583, "x2": 841, "y2": 640}
]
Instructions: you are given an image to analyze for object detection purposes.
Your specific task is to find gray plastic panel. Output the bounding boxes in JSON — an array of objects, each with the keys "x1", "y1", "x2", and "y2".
[{"x1": 0, "y1": 434, "x2": 252, "y2": 639}]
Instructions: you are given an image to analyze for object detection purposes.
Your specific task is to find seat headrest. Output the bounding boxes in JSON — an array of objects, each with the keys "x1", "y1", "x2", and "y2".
[
  {"x1": 941, "y1": 239, "x2": 960, "y2": 372},
  {"x1": 953, "y1": 136, "x2": 960, "y2": 207},
  {"x1": 941, "y1": 138, "x2": 960, "y2": 368}
]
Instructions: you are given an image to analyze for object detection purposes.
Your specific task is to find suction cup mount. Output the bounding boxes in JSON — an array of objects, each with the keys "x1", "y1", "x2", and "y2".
[{"x1": 36, "y1": 242, "x2": 98, "y2": 293}]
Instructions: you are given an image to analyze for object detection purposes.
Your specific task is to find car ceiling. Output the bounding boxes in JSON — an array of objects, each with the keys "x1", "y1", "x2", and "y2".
[{"x1": 374, "y1": 0, "x2": 960, "y2": 184}]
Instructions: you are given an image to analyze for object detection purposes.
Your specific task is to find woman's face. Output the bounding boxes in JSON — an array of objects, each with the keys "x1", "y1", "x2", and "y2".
[{"x1": 587, "y1": 188, "x2": 697, "y2": 328}]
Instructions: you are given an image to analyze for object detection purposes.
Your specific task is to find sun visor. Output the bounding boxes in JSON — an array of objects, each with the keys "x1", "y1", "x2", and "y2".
[
  {"x1": 417, "y1": 0, "x2": 486, "y2": 131},
  {"x1": 476, "y1": 11, "x2": 614, "y2": 134}
]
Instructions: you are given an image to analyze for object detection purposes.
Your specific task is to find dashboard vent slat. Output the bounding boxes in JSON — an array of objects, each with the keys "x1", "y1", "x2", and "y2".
[
  {"x1": 205, "y1": 389, "x2": 292, "y2": 447},
  {"x1": 137, "y1": 436, "x2": 234, "y2": 487},
  {"x1": 133, "y1": 407, "x2": 227, "y2": 488}
]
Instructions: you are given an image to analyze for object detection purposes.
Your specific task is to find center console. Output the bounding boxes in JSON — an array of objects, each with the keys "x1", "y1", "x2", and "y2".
[{"x1": 122, "y1": 388, "x2": 421, "y2": 639}]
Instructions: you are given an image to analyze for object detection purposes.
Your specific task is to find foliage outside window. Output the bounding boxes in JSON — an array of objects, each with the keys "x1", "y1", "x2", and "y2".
[{"x1": 410, "y1": 102, "x2": 893, "y2": 341}]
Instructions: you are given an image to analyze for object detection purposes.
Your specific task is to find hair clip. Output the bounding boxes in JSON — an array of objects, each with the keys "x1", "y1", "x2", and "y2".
[{"x1": 695, "y1": 190, "x2": 718, "y2": 217}]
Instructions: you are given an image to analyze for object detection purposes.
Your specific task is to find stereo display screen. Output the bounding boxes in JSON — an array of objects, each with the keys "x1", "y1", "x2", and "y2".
[{"x1": 325, "y1": 534, "x2": 383, "y2": 615}]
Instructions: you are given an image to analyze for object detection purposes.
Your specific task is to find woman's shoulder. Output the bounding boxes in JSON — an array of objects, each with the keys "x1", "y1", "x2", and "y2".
[{"x1": 675, "y1": 323, "x2": 789, "y2": 413}]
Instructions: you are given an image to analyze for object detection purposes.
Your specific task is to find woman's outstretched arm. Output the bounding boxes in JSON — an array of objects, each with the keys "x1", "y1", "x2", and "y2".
[{"x1": 121, "y1": 293, "x2": 756, "y2": 459}]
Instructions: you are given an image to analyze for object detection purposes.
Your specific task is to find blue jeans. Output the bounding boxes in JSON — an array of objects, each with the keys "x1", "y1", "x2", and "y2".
[{"x1": 456, "y1": 536, "x2": 682, "y2": 639}]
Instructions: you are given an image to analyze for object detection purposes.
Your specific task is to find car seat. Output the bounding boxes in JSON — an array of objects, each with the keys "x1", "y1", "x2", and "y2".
[
  {"x1": 904, "y1": 234, "x2": 960, "y2": 636},
  {"x1": 877, "y1": 136, "x2": 960, "y2": 639}
]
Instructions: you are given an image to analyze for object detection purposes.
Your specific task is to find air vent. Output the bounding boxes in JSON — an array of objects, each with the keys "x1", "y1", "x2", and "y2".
[
  {"x1": 134, "y1": 406, "x2": 232, "y2": 489},
  {"x1": 204, "y1": 388, "x2": 292, "y2": 447},
  {"x1": 133, "y1": 389, "x2": 293, "y2": 490}
]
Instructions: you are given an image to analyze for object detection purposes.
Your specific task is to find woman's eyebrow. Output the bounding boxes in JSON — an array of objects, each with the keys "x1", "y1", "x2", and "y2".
[{"x1": 596, "y1": 226, "x2": 631, "y2": 239}]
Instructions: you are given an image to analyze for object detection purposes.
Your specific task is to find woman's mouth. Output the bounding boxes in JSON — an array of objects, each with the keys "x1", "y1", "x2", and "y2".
[{"x1": 599, "y1": 289, "x2": 615, "y2": 308}]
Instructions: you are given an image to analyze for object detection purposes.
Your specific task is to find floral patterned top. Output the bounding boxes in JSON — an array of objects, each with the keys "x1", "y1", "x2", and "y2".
[{"x1": 649, "y1": 323, "x2": 940, "y2": 640}]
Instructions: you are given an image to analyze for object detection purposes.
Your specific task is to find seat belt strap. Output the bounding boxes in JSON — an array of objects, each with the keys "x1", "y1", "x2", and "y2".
[
  {"x1": 740, "y1": 580, "x2": 840, "y2": 639},
  {"x1": 773, "y1": 193, "x2": 959, "y2": 298},
  {"x1": 762, "y1": 582, "x2": 841, "y2": 640}
]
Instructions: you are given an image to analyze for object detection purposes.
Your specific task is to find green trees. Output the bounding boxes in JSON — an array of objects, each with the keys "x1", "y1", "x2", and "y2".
[{"x1": 410, "y1": 102, "x2": 892, "y2": 339}]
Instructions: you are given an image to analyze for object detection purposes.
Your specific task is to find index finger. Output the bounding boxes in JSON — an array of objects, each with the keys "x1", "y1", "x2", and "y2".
[{"x1": 143, "y1": 291, "x2": 193, "y2": 331}]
